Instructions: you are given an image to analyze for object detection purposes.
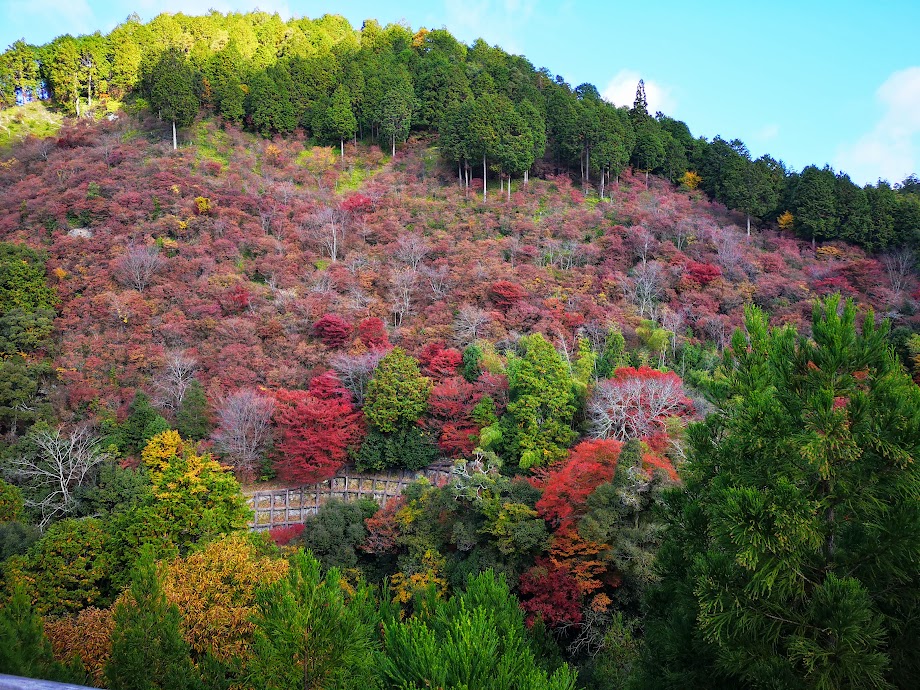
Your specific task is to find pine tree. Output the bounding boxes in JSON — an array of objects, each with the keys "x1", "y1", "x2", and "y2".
[
  {"x1": 635, "y1": 296, "x2": 920, "y2": 689},
  {"x1": 0, "y1": 579, "x2": 75, "y2": 681},
  {"x1": 246, "y1": 550, "x2": 380, "y2": 690},
  {"x1": 106, "y1": 550, "x2": 200, "y2": 690}
]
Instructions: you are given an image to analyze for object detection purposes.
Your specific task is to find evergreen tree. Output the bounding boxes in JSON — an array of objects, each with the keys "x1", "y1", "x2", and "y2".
[
  {"x1": 246, "y1": 549, "x2": 380, "y2": 690},
  {"x1": 325, "y1": 84, "x2": 357, "y2": 158},
  {"x1": 147, "y1": 47, "x2": 200, "y2": 150},
  {"x1": 635, "y1": 296, "x2": 920, "y2": 689},
  {"x1": 0, "y1": 579, "x2": 75, "y2": 682},
  {"x1": 379, "y1": 81, "x2": 414, "y2": 157},
  {"x1": 118, "y1": 391, "x2": 168, "y2": 457},
  {"x1": 791, "y1": 165, "x2": 839, "y2": 247},
  {"x1": 363, "y1": 348, "x2": 431, "y2": 433},
  {"x1": 106, "y1": 550, "x2": 200, "y2": 690},
  {"x1": 176, "y1": 379, "x2": 210, "y2": 441},
  {"x1": 492, "y1": 333, "x2": 576, "y2": 469}
]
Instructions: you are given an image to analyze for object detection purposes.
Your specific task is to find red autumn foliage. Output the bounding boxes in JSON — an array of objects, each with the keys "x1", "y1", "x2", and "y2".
[
  {"x1": 312, "y1": 313, "x2": 353, "y2": 348},
  {"x1": 518, "y1": 559, "x2": 583, "y2": 628},
  {"x1": 341, "y1": 193, "x2": 372, "y2": 213},
  {"x1": 361, "y1": 496, "x2": 405, "y2": 555},
  {"x1": 268, "y1": 523, "x2": 305, "y2": 545},
  {"x1": 272, "y1": 373, "x2": 364, "y2": 483},
  {"x1": 418, "y1": 342, "x2": 463, "y2": 379},
  {"x1": 358, "y1": 317, "x2": 390, "y2": 349},
  {"x1": 489, "y1": 280, "x2": 528, "y2": 310},
  {"x1": 426, "y1": 376, "x2": 482, "y2": 457},
  {"x1": 684, "y1": 260, "x2": 722, "y2": 286},
  {"x1": 535, "y1": 439, "x2": 622, "y2": 528}
]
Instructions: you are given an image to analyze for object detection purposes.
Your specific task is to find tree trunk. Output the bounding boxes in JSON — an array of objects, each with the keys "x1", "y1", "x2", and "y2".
[
  {"x1": 524, "y1": 169, "x2": 529, "y2": 185},
  {"x1": 391, "y1": 134, "x2": 395, "y2": 158},
  {"x1": 508, "y1": 178, "x2": 511, "y2": 202},
  {"x1": 88, "y1": 72, "x2": 92, "y2": 109},
  {"x1": 645, "y1": 170, "x2": 649, "y2": 188},
  {"x1": 600, "y1": 171, "x2": 605, "y2": 200},
  {"x1": 746, "y1": 214, "x2": 751, "y2": 237},
  {"x1": 483, "y1": 154, "x2": 487, "y2": 202},
  {"x1": 172, "y1": 120, "x2": 177, "y2": 151},
  {"x1": 341, "y1": 138, "x2": 344, "y2": 159}
]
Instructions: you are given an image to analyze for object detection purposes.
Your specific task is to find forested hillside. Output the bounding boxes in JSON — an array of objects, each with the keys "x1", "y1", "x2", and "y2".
[{"x1": 0, "y1": 10, "x2": 918, "y2": 690}]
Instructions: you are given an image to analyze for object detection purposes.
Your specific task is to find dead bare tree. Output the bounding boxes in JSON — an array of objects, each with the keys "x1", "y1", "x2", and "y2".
[
  {"x1": 212, "y1": 389, "x2": 275, "y2": 478},
  {"x1": 116, "y1": 244, "x2": 163, "y2": 291},
  {"x1": 453, "y1": 304, "x2": 492, "y2": 345},
  {"x1": 422, "y1": 264, "x2": 453, "y2": 300},
  {"x1": 5, "y1": 425, "x2": 110, "y2": 529},
  {"x1": 301, "y1": 205, "x2": 349, "y2": 262},
  {"x1": 620, "y1": 260, "x2": 664, "y2": 320},
  {"x1": 154, "y1": 351, "x2": 198, "y2": 413},
  {"x1": 588, "y1": 374, "x2": 688, "y2": 442},
  {"x1": 883, "y1": 248, "x2": 915, "y2": 298},
  {"x1": 390, "y1": 268, "x2": 417, "y2": 327},
  {"x1": 394, "y1": 233, "x2": 430, "y2": 270},
  {"x1": 330, "y1": 350, "x2": 386, "y2": 405}
]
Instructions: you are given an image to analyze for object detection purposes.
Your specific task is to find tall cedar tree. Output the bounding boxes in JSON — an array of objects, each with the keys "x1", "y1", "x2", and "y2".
[
  {"x1": 635, "y1": 296, "x2": 920, "y2": 690},
  {"x1": 147, "y1": 47, "x2": 199, "y2": 150}
]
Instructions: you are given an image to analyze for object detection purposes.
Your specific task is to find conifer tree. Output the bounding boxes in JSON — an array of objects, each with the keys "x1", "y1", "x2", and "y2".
[
  {"x1": 106, "y1": 550, "x2": 199, "y2": 690},
  {"x1": 175, "y1": 379, "x2": 209, "y2": 441},
  {"x1": 635, "y1": 295, "x2": 920, "y2": 690},
  {"x1": 491, "y1": 333, "x2": 576, "y2": 469},
  {"x1": 246, "y1": 549, "x2": 380, "y2": 690},
  {"x1": 0, "y1": 579, "x2": 75, "y2": 682},
  {"x1": 147, "y1": 47, "x2": 199, "y2": 150}
]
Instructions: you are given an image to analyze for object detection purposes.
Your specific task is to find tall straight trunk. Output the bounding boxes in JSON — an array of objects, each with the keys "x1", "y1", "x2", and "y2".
[
  {"x1": 507, "y1": 178, "x2": 511, "y2": 202},
  {"x1": 483, "y1": 154, "x2": 487, "y2": 202},
  {"x1": 524, "y1": 169, "x2": 529, "y2": 185},
  {"x1": 746, "y1": 214, "x2": 751, "y2": 237},
  {"x1": 586, "y1": 149, "x2": 590, "y2": 183},
  {"x1": 458, "y1": 162, "x2": 462, "y2": 185},
  {"x1": 172, "y1": 120, "x2": 177, "y2": 150},
  {"x1": 341, "y1": 138, "x2": 344, "y2": 159},
  {"x1": 88, "y1": 72, "x2": 92, "y2": 109},
  {"x1": 645, "y1": 170, "x2": 649, "y2": 188},
  {"x1": 391, "y1": 134, "x2": 396, "y2": 157},
  {"x1": 599, "y1": 170, "x2": 605, "y2": 199}
]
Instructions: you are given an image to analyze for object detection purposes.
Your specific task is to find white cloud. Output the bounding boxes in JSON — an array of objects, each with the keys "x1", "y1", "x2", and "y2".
[
  {"x1": 601, "y1": 69, "x2": 674, "y2": 115},
  {"x1": 835, "y1": 67, "x2": 920, "y2": 185}
]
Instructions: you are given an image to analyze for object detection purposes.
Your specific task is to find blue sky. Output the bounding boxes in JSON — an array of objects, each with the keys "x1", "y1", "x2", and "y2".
[{"x1": 2, "y1": 0, "x2": 918, "y2": 186}]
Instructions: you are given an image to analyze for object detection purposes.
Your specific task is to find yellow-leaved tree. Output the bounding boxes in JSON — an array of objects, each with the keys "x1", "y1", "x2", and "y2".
[{"x1": 161, "y1": 533, "x2": 288, "y2": 663}]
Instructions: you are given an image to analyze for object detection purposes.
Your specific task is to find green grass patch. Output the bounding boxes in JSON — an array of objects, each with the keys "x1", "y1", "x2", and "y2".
[
  {"x1": 193, "y1": 121, "x2": 230, "y2": 166},
  {"x1": 0, "y1": 102, "x2": 63, "y2": 149}
]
